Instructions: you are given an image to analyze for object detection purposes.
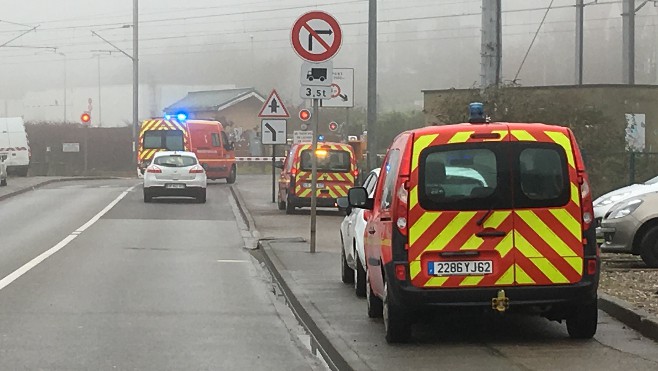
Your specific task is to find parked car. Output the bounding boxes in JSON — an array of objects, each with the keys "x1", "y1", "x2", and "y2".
[
  {"x1": 0, "y1": 117, "x2": 30, "y2": 177},
  {"x1": 339, "y1": 168, "x2": 381, "y2": 297},
  {"x1": 599, "y1": 191, "x2": 658, "y2": 267},
  {"x1": 348, "y1": 104, "x2": 598, "y2": 343},
  {"x1": 0, "y1": 153, "x2": 7, "y2": 186},
  {"x1": 594, "y1": 174, "x2": 658, "y2": 228},
  {"x1": 143, "y1": 151, "x2": 207, "y2": 203}
]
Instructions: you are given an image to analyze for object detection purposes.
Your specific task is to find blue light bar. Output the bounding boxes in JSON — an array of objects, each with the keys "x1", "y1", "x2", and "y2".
[
  {"x1": 468, "y1": 102, "x2": 486, "y2": 123},
  {"x1": 176, "y1": 113, "x2": 188, "y2": 122}
]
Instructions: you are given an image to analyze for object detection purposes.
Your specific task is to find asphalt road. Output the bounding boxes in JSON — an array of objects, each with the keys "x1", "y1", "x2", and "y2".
[
  {"x1": 237, "y1": 174, "x2": 658, "y2": 371},
  {"x1": 0, "y1": 179, "x2": 319, "y2": 370}
]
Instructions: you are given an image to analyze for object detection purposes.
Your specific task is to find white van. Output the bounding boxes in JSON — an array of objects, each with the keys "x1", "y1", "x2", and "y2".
[{"x1": 0, "y1": 117, "x2": 30, "y2": 176}]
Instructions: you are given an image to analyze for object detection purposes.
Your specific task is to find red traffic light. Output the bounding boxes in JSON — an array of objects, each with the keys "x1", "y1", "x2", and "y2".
[
  {"x1": 329, "y1": 122, "x2": 338, "y2": 132},
  {"x1": 299, "y1": 109, "x2": 311, "y2": 122},
  {"x1": 80, "y1": 112, "x2": 91, "y2": 124}
]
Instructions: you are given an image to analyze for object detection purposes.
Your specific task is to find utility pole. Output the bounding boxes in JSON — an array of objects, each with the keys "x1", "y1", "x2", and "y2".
[
  {"x1": 58, "y1": 53, "x2": 68, "y2": 123},
  {"x1": 366, "y1": 0, "x2": 377, "y2": 171},
  {"x1": 575, "y1": 0, "x2": 584, "y2": 85},
  {"x1": 133, "y1": 0, "x2": 139, "y2": 166},
  {"x1": 97, "y1": 55, "x2": 102, "y2": 126},
  {"x1": 481, "y1": 0, "x2": 502, "y2": 88},
  {"x1": 622, "y1": 0, "x2": 635, "y2": 84}
]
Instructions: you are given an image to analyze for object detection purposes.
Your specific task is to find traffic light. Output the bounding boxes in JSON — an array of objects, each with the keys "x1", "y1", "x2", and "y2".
[
  {"x1": 80, "y1": 112, "x2": 91, "y2": 124},
  {"x1": 299, "y1": 109, "x2": 311, "y2": 122},
  {"x1": 329, "y1": 121, "x2": 338, "y2": 132}
]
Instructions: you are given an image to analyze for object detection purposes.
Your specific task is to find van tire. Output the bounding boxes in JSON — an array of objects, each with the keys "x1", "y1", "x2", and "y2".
[
  {"x1": 226, "y1": 165, "x2": 237, "y2": 184},
  {"x1": 366, "y1": 269, "x2": 383, "y2": 318},
  {"x1": 639, "y1": 227, "x2": 658, "y2": 268},
  {"x1": 341, "y1": 246, "x2": 354, "y2": 284},
  {"x1": 566, "y1": 299, "x2": 598, "y2": 339},
  {"x1": 278, "y1": 200, "x2": 286, "y2": 210},
  {"x1": 384, "y1": 282, "x2": 412, "y2": 343},
  {"x1": 354, "y1": 252, "x2": 367, "y2": 298},
  {"x1": 285, "y1": 198, "x2": 295, "y2": 215},
  {"x1": 0, "y1": 178, "x2": 7, "y2": 187},
  {"x1": 143, "y1": 189, "x2": 153, "y2": 203}
]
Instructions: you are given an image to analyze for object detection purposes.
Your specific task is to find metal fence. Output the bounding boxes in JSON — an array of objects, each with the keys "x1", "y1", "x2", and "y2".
[{"x1": 584, "y1": 151, "x2": 658, "y2": 198}]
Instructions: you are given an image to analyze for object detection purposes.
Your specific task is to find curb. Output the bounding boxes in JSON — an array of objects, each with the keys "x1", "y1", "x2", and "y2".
[
  {"x1": 228, "y1": 185, "x2": 260, "y2": 250},
  {"x1": 0, "y1": 177, "x2": 122, "y2": 202},
  {"x1": 599, "y1": 293, "x2": 658, "y2": 341}
]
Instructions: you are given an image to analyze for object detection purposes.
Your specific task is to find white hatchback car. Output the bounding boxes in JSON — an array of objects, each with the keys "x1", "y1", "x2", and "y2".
[
  {"x1": 143, "y1": 151, "x2": 207, "y2": 203},
  {"x1": 339, "y1": 168, "x2": 380, "y2": 297}
]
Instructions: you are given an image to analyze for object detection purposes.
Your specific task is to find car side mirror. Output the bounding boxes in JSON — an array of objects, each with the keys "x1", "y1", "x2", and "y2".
[
  {"x1": 274, "y1": 160, "x2": 284, "y2": 169},
  {"x1": 225, "y1": 142, "x2": 235, "y2": 151},
  {"x1": 348, "y1": 187, "x2": 373, "y2": 210},
  {"x1": 337, "y1": 197, "x2": 352, "y2": 215}
]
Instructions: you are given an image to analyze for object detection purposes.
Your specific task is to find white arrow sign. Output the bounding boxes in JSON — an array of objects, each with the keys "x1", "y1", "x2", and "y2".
[{"x1": 261, "y1": 119, "x2": 287, "y2": 145}]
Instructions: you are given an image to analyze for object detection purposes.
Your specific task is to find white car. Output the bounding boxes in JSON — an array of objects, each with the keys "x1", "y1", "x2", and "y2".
[
  {"x1": 594, "y1": 175, "x2": 658, "y2": 223},
  {"x1": 143, "y1": 151, "x2": 207, "y2": 203},
  {"x1": 340, "y1": 168, "x2": 380, "y2": 297},
  {"x1": 0, "y1": 153, "x2": 7, "y2": 186}
]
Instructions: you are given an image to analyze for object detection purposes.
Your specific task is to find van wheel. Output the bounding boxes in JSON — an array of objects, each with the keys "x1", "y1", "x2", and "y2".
[
  {"x1": 384, "y1": 281, "x2": 412, "y2": 343},
  {"x1": 226, "y1": 165, "x2": 237, "y2": 184},
  {"x1": 639, "y1": 227, "x2": 658, "y2": 268},
  {"x1": 278, "y1": 200, "x2": 286, "y2": 211},
  {"x1": 566, "y1": 298, "x2": 598, "y2": 339},
  {"x1": 341, "y1": 245, "x2": 354, "y2": 284},
  {"x1": 0, "y1": 178, "x2": 6, "y2": 187},
  {"x1": 366, "y1": 269, "x2": 383, "y2": 318},
  {"x1": 143, "y1": 189, "x2": 153, "y2": 203},
  {"x1": 285, "y1": 198, "x2": 295, "y2": 215},
  {"x1": 354, "y1": 252, "x2": 367, "y2": 298}
]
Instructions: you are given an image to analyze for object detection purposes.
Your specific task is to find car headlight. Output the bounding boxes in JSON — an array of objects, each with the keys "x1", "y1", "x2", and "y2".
[
  {"x1": 608, "y1": 199, "x2": 643, "y2": 219},
  {"x1": 595, "y1": 192, "x2": 631, "y2": 206}
]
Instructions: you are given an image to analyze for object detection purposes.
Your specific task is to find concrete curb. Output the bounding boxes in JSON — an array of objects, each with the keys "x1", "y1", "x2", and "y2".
[
  {"x1": 228, "y1": 185, "x2": 260, "y2": 250},
  {"x1": 0, "y1": 177, "x2": 122, "y2": 203},
  {"x1": 599, "y1": 293, "x2": 658, "y2": 342}
]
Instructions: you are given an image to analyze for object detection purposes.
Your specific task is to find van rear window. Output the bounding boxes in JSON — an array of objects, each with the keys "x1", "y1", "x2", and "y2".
[
  {"x1": 143, "y1": 130, "x2": 184, "y2": 151},
  {"x1": 418, "y1": 142, "x2": 570, "y2": 211},
  {"x1": 300, "y1": 149, "x2": 351, "y2": 172}
]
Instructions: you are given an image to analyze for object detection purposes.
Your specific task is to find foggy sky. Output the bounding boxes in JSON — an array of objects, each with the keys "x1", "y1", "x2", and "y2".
[{"x1": 1, "y1": 0, "x2": 657, "y2": 122}]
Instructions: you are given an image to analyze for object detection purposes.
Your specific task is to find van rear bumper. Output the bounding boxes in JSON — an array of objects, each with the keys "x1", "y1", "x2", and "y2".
[
  {"x1": 288, "y1": 195, "x2": 338, "y2": 208},
  {"x1": 385, "y1": 263, "x2": 599, "y2": 309}
]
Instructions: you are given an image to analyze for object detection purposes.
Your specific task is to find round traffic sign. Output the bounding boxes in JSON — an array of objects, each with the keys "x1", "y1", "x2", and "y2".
[
  {"x1": 291, "y1": 11, "x2": 343, "y2": 63},
  {"x1": 330, "y1": 83, "x2": 341, "y2": 98}
]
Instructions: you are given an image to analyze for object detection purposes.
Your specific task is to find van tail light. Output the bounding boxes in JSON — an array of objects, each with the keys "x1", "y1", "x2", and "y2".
[
  {"x1": 579, "y1": 173, "x2": 594, "y2": 231},
  {"x1": 363, "y1": 210, "x2": 371, "y2": 221},
  {"x1": 291, "y1": 167, "x2": 298, "y2": 176},
  {"x1": 587, "y1": 259, "x2": 597, "y2": 275},
  {"x1": 189, "y1": 166, "x2": 204, "y2": 174},
  {"x1": 146, "y1": 166, "x2": 162, "y2": 174},
  {"x1": 395, "y1": 178, "x2": 410, "y2": 237},
  {"x1": 395, "y1": 264, "x2": 407, "y2": 281},
  {"x1": 353, "y1": 169, "x2": 359, "y2": 178}
]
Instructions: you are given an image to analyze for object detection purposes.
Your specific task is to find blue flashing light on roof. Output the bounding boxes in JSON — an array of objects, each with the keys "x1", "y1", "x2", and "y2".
[
  {"x1": 164, "y1": 114, "x2": 172, "y2": 120},
  {"x1": 468, "y1": 102, "x2": 487, "y2": 124},
  {"x1": 176, "y1": 112, "x2": 188, "y2": 122},
  {"x1": 318, "y1": 134, "x2": 325, "y2": 142}
]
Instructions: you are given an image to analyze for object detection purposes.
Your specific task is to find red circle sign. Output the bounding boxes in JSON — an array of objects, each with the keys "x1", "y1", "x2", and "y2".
[{"x1": 291, "y1": 11, "x2": 343, "y2": 63}]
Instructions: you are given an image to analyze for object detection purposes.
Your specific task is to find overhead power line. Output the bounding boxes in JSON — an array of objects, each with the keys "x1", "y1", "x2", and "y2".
[{"x1": 514, "y1": 0, "x2": 556, "y2": 82}]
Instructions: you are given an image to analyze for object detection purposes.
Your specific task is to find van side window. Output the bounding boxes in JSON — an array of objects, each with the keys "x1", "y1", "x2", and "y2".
[
  {"x1": 221, "y1": 131, "x2": 231, "y2": 150},
  {"x1": 380, "y1": 150, "x2": 401, "y2": 210},
  {"x1": 211, "y1": 133, "x2": 221, "y2": 147},
  {"x1": 518, "y1": 147, "x2": 568, "y2": 203}
]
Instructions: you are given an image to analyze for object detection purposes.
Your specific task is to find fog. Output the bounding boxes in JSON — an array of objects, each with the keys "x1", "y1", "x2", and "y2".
[{"x1": 1, "y1": 0, "x2": 657, "y2": 124}]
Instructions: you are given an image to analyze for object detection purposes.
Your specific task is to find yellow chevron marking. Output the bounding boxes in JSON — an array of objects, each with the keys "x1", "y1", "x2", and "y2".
[
  {"x1": 448, "y1": 131, "x2": 475, "y2": 144},
  {"x1": 493, "y1": 233, "x2": 514, "y2": 258},
  {"x1": 571, "y1": 183, "x2": 581, "y2": 206},
  {"x1": 516, "y1": 210, "x2": 578, "y2": 257},
  {"x1": 549, "y1": 208, "x2": 581, "y2": 241},
  {"x1": 530, "y1": 257, "x2": 569, "y2": 284},
  {"x1": 564, "y1": 256, "x2": 583, "y2": 275},
  {"x1": 544, "y1": 131, "x2": 575, "y2": 169},
  {"x1": 412, "y1": 134, "x2": 439, "y2": 172},
  {"x1": 410, "y1": 260, "x2": 421, "y2": 280},
  {"x1": 495, "y1": 265, "x2": 515, "y2": 285},
  {"x1": 424, "y1": 276, "x2": 449, "y2": 287},
  {"x1": 409, "y1": 186, "x2": 419, "y2": 210},
  {"x1": 425, "y1": 212, "x2": 477, "y2": 252},
  {"x1": 460, "y1": 275, "x2": 485, "y2": 286},
  {"x1": 515, "y1": 264, "x2": 536, "y2": 285},
  {"x1": 409, "y1": 212, "x2": 441, "y2": 246},
  {"x1": 510, "y1": 130, "x2": 537, "y2": 142}
]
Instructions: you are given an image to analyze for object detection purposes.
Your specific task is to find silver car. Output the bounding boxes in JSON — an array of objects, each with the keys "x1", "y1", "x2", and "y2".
[
  {"x1": 0, "y1": 153, "x2": 7, "y2": 187},
  {"x1": 599, "y1": 190, "x2": 658, "y2": 267}
]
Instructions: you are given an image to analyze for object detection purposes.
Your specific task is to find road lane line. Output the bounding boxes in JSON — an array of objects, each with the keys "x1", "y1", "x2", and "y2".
[{"x1": 0, "y1": 185, "x2": 136, "y2": 292}]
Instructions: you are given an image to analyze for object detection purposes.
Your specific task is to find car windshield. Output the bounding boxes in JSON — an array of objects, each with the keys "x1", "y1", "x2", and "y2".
[
  {"x1": 153, "y1": 155, "x2": 196, "y2": 167},
  {"x1": 300, "y1": 149, "x2": 351, "y2": 172}
]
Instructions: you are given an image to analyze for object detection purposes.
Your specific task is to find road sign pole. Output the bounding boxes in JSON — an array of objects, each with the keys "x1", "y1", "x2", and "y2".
[
  {"x1": 271, "y1": 144, "x2": 276, "y2": 204},
  {"x1": 310, "y1": 98, "x2": 320, "y2": 254}
]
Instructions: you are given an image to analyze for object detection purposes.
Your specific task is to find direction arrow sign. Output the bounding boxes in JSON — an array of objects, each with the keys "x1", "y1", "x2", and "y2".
[
  {"x1": 258, "y1": 90, "x2": 290, "y2": 118},
  {"x1": 324, "y1": 68, "x2": 354, "y2": 108},
  {"x1": 291, "y1": 11, "x2": 343, "y2": 63},
  {"x1": 261, "y1": 119, "x2": 287, "y2": 145}
]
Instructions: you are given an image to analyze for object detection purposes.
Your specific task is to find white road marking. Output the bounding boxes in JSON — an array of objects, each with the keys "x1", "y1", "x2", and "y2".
[
  {"x1": 0, "y1": 185, "x2": 136, "y2": 292},
  {"x1": 216, "y1": 259, "x2": 250, "y2": 263}
]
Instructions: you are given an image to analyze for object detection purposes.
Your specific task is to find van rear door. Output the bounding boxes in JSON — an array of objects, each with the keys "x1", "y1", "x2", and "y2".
[
  {"x1": 509, "y1": 125, "x2": 583, "y2": 286},
  {"x1": 295, "y1": 144, "x2": 354, "y2": 200},
  {"x1": 408, "y1": 125, "x2": 516, "y2": 289}
]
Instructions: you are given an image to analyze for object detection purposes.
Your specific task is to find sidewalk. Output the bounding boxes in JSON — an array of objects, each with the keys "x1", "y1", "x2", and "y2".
[{"x1": 0, "y1": 176, "x2": 124, "y2": 201}]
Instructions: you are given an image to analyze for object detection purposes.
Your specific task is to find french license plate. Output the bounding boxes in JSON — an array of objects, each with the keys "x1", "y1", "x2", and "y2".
[
  {"x1": 165, "y1": 183, "x2": 186, "y2": 189},
  {"x1": 428, "y1": 261, "x2": 493, "y2": 276},
  {"x1": 303, "y1": 182, "x2": 325, "y2": 188}
]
